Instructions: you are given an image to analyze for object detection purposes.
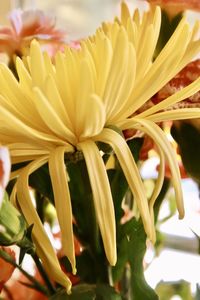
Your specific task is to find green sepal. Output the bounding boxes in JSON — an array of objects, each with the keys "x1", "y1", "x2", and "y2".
[{"x1": 18, "y1": 224, "x2": 35, "y2": 265}]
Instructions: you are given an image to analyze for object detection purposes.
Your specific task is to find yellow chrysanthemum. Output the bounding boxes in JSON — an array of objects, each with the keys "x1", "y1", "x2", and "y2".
[{"x1": 0, "y1": 2, "x2": 200, "y2": 291}]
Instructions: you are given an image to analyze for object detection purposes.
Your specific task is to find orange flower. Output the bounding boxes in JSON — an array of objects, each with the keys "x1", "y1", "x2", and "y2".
[
  {"x1": 145, "y1": 0, "x2": 200, "y2": 12},
  {"x1": 2, "y1": 269, "x2": 47, "y2": 300},
  {"x1": 0, "y1": 9, "x2": 66, "y2": 58},
  {"x1": 152, "y1": 59, "x2": 200, "y2": 109},
  {"x1": 0, "y1": 247, "x2": 15, "y2": 292},
  {"x1": 163, "y1": 160, "x2": 188, "y2": 179}
]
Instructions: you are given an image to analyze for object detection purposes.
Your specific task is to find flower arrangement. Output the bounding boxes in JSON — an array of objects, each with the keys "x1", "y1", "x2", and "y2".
[{"x1": 0, "y1": 1, "x2": 199, "y2": 299}]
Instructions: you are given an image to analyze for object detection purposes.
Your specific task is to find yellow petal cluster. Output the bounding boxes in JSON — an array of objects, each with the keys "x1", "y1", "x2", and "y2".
[{"x1": 0, "y1": 2, "x2": 199, "y2": 291}]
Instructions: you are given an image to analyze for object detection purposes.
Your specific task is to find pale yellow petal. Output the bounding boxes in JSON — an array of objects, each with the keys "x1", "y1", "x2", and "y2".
[
  {"x1": 29, "y1": 40, "x2": 46, "y2": 88},
  {"x1": 78, "y1": 140, "x2": 117, "y2": 266},
  {"x1": 94, "y1": 128, "x2": 154, "y2": 241},
  {"x1": 149, "y1": 145, "x2": 165, "y2": 242},
  {"x1": 127, "y1": 119, "x2": 184, "y2": 219},
  {"x1": 33, "y1": 88, "x2": 76, "y2": 144},
  {"x1": 15, "y1": 157, "x2": 72, "y2": 292},
  {"x1": 137, "y1": 78, "x2": 200, "y2": 119},
  {"x1": 79, "y1": 94, "x2": 106, "y2": 140},
  {"x1": 121, "y1": 1, "x2": 131, "y2": 26},
  {"x1": 147, "y1": 108, "x2": 200, "y2": 123},
  {"x1": 44, "y1": 74, "x2": 73, "y2": 131},
  {"x1": 48, "y1": 146, "x2": 76, "y2": 274}
]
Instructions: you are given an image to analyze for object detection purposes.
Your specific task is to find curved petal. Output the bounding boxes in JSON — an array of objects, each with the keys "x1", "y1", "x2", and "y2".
[
  {"x1": 149, "y1": 146, "x2": 165, "y2": 213},
  {"x1": 48, "y1": 147, "x2": 76, "y2": 274},
  {"x1": 123, "y1": 118, "x2": 184, "y2": 219},
  {"x1": 94, "y1": 128, "x2": 154, "y2": 241},
  {"x1": 149, "y1": 145, "x2": 165, "y2": 242},
  {"x1": 137, "y1": 77, "x2": 200, "y2": 119},
  {"x1": 0, "y1": 104, "x2": 69, "y2": 148},
  {"x1": 14, "y1": 157, "x2": 72, "y2": 292},
  {"x1": 78, "y1": 140, "x2": 116, "y2": 266},
  {"x1": 79, "y1": 94, "x2": 106, "y2": 140},
  {"x1": 33, "y1": 87, "x2": 76, "y2": 144},
  {"x1": 126, "y1": 19, "x2": 192, "y2": 114},
  {"x1": 146, "y1": 108, "x2": 200, "y2": 123}
]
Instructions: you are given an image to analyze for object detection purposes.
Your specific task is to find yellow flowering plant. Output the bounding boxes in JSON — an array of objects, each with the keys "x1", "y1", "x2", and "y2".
[{"x1": 0, "y1": 1, "x2": 200, "y2": 299}]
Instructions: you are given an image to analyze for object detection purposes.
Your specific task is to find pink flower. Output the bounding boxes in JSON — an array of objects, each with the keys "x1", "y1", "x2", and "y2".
[
  {"x1": 0, "y1": 247, "x2": 15, "y2": 292},
  {"x1": 0, "y1": 147, "x2": 10, "y2": 208},
  {"x1": 0, "y1": 9, "x2": 66, "y2": 57}
]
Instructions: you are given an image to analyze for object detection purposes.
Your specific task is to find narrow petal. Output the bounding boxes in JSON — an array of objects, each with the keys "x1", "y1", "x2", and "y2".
[
  {"x1": 0, "y1": 104, "x2": 69, "y2": 147},
  {"x1": 146, "y1": 108, "x2": 200, "y2": 123},
  {"x1": 127, "y1": 20, "x2": 200, "y2": 114},
  {"x1": 126, "y1": 119, "x2": 184, "y2": 219},
  {"x1": 48, "y1": 146, "x2": 76, "y2": 274},
  {"x1": 33, "y1": 87, "x2": 76, "y2": 144},
  {"x1": 29, "y1": 40, "x2": 46, "y2": 87},
  {"x1": 79, "y1": 94, "x2": 106, "y2": 140},
  {"x1": 14, "y1": 157, "x2": 72, "y2": 292},
  {"x1": 45, "y1": 74, "x2": 73, "y2": 131},
  {"x1": 121, "y1": 1, "x2": 131, "y2": 26},
  {"x1": 137, "y1": 77, "x2": 200, "y2": 118},
  {"x1": 149, "y1": 145, "x2": 165, "y2": 242},
  {"x1": 149, "y1": 146, "x2": 165, "y2": 213},
  {"x1": 94, "y1": 128, "x2": 154, "y2": 241},
  {"x1": 78, "y1": 140, "x2": 116, "y2": 266}
]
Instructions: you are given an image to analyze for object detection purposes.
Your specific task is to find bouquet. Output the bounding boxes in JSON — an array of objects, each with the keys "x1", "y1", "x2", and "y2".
[{"x1": 0, "y1": 1, "x2": 200, "y2": 299}]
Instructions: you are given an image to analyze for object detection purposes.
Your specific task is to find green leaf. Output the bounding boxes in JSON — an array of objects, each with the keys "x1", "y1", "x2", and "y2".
[
  {"x1": 108, "y1": 169, "x2": 128, "y2": 224},
  {"x1": 50, "y1": 284, "x2": 121, "y2": 300},
  {"x1": 128, "y1": 219, "x2": 159, "y2": 300},
  {"x1": 156, "y1": 280, "x2": 193, "y2": 300},
  {"x1": 95, "y1": 284, "x2": 122, "y2": 300},
  {"x1": 112, "y1": 236, "x2": 129, "y2": 283},
  {"x1": 171, "y1": 121, "x2": 200, "y2": 184}
]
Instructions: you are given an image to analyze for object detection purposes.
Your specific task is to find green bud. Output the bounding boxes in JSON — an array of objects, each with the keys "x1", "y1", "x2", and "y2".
[{"x1": 0, "y1": 192, "x2": 26, "y2": 246}]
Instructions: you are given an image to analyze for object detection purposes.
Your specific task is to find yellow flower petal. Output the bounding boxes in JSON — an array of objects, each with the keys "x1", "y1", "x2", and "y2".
[
  {"x1": 122, "y1": 118, "x2": 184, "y2": 219},
  {"x1": 12, "y1": 157, "x2": 72, "y2": 292},
  {"x1": 94, "y1": 128, "x2": 154, "y2": 241},
  {"x1": 33, "y1": 87, "x2": 76, "y2": 144},
  {"x1": 137, "y1": 77, "x2": 200, "y2": 118},
  {"x1": 49, "y1": 146, "x2": 76, "y2": 274},
  {"x1": 147, "y1": 108, "x2": 200, "y2": 123},
  {"x1": 78, "y1": 140, "x2": 117, "y2": 266}
]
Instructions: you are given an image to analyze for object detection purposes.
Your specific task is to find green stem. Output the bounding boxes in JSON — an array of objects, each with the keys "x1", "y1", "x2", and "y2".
[{"x1": 31, "y1": 253, "x2": 56, "y2": 295}]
